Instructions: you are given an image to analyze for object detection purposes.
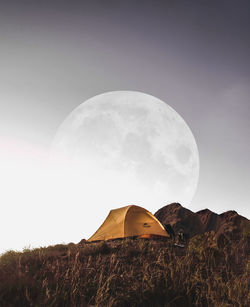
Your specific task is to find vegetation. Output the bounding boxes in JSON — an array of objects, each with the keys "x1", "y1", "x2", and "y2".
[{"x1": 0, "y1": 233, "x2": 249, "y2": 307}]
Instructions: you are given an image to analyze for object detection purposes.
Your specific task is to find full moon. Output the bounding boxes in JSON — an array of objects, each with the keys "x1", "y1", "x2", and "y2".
[{"x1": 51, "y1": 91, "x2": 199, "y2": 237}]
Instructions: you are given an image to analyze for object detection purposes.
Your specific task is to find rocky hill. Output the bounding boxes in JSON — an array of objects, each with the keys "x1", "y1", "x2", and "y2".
[
  {"x1": 0, "y1": 204, "x2": 249, "y2": 306},
  {"x1": 155, "y1": 203, "x2": 249, "y2": 240}
]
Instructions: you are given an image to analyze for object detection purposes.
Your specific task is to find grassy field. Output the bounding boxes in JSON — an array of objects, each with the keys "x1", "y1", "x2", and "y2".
[{"x1": 0, "y1": 232, "x2": 249, "y2": 307}]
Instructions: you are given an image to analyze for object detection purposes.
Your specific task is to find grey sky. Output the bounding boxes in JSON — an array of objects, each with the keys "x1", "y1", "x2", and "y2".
[{"x1": 0, "y1": 0, "x2": 249, "y2": 219}]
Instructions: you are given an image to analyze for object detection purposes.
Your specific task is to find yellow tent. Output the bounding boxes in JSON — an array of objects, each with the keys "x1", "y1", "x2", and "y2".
[{"x1": 88, "y1": 205, "x2": 169, "y2": 241}]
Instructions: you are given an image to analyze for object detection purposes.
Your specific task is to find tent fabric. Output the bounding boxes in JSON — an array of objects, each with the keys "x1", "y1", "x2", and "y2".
[{"x1": 88, "y1": 205, "x2": 169, "y2": 241}]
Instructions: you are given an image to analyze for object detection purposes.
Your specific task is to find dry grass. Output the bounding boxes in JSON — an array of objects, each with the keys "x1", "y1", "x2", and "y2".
[{"x1": 0, "y1": 234, "x2": 249, "y2": 307}]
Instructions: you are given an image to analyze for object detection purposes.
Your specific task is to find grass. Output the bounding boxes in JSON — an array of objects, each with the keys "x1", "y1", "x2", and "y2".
[{"x1": 0, "y1": 233, "x2": 249, "y2": 307}]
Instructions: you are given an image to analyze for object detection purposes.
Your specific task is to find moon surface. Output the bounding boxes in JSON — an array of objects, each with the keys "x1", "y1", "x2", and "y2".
[{"x1": 51, "y1": 91, "x2": 199, "y2": 224}]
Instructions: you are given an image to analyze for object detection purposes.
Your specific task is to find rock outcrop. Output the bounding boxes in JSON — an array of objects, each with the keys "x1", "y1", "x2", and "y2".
[{"x1": 155, "y1": 203, "x2": 249, "y2": 239}]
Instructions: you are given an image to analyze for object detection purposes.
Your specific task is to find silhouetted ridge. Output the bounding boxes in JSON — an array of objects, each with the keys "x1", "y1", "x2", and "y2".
[
  {"x1": 154, "y1": 203, "x2": 203, "y2": 237},
  {"x1": 196, "y1": 208, "x2": 220, "y2": 233},
  {"x1": 220, "y1": 210, "x2": 238, "y2": 219},
  {"x1": 155, "y1": 203, "x2": 249, "y2": 239}
]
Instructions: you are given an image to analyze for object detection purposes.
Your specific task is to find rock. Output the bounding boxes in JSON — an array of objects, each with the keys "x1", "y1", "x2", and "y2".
[{"x1": 155, "y1": 203, "x2": 249, "y2": 239}]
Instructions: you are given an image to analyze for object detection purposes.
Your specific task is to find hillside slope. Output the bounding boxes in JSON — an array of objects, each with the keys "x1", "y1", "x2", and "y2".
[{"x1": 0, "y1": 204, "x2": 249, "y2": 307}]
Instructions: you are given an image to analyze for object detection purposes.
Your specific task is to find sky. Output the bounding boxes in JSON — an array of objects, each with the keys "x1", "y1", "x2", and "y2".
[{"x1": 0, "y1": 0, "x2": 249, "y2": 252}]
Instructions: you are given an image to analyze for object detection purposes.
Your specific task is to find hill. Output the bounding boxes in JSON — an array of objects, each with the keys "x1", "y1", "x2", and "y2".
[
  {"x1": 155, "y1": 203, "x2": 249, "y2": 239},
  {"x1": 0, "y1": 204, "x2": 249, "y2": 306}
]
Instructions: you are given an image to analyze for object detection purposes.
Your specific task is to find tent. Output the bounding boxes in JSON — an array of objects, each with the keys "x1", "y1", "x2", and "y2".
[{"x1": 88, "y1": 205, "x2": 170, "y2": 241}]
